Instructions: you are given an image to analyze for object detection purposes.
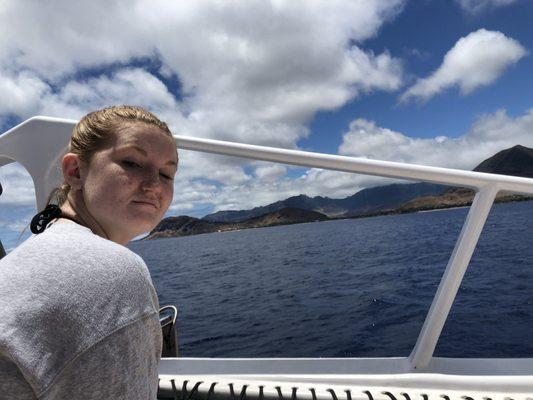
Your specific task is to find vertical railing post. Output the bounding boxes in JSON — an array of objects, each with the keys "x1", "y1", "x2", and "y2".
[
  {"x1": 0, "y1": 182, "x2": 6, "y2": 259},
  {"x1": 0, "y1": 239, "x2": 6, "y2": 260},
  {"x1": 409, "y1": 185, "x2": 499, "y2": 370}
]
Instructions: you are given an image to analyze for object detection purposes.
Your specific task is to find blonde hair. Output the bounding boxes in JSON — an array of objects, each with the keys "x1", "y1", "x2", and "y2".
[{"x1": 48, "y1": 105, "x2": 175, "y2": 206}]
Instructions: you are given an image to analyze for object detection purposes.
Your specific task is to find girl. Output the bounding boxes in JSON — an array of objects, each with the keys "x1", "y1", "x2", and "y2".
[{"x1": 0, "y1": 105, "x2": 178, "y2": 399}]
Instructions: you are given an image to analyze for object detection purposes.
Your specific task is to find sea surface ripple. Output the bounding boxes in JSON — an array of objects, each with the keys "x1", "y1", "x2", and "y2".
[{"x1": 129, "y1": 201, "x2": 533, "y2": 358}]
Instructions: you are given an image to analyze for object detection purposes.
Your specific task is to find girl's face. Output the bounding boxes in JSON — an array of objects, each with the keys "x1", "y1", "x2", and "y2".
[{"x1": 78, "y1": 122, "x2": 177, "y2": 243}]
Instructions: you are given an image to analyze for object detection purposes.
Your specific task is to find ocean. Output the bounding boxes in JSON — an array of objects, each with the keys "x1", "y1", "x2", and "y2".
[{"x1": 129, "y1": 201, "x2": 533, "y2": 358}]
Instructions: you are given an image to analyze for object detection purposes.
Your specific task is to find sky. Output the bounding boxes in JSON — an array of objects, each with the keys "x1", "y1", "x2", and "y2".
[{"x1": 0, "y1": 0, "x2": 532, "y2": 250}]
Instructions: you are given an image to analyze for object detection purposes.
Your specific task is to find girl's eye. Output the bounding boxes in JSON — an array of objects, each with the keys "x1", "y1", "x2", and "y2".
[
  {"x1": 160, "y1": 172, "x2": 173, "y2": 181},
  {"x1": 123, "y1": 160, "x2": 140, "y2": 168}
]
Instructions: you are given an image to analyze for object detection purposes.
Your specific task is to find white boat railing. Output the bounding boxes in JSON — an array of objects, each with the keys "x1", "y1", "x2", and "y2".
[
  {"x1": 2, "y1": 116, "x2": 533, "y2": 383},
  {"x1": 171, "y1": 134, "x2": 533, "y2": 370}
]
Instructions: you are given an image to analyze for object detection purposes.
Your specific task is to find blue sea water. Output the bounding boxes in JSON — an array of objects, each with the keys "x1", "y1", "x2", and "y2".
[{"x1": 128, "y1": 201, "x2": 533, "y2": 358}]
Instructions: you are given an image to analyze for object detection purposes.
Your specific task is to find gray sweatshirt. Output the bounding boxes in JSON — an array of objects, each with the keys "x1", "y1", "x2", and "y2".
[{"x1": 0, "y1": 220, "x2": 162, "y2": 399}]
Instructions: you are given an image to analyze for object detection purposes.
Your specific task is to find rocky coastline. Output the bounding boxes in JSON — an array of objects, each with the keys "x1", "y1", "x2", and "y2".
[{"x1": 145, "y1": 145, "x2": 533, "y2": 240}]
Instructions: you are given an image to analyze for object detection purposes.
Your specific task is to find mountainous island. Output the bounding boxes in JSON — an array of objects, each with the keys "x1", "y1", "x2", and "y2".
[
  {"x1": 147, "y1": 207, "x2": 329, "y2": 239},
  {"x1": 146, "y1": 145, "x2": 533, "y2": 239}
]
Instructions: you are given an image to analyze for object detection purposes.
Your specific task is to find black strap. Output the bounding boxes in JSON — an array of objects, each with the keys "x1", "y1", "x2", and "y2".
[{"x1": 30, "y1": 204, "x2": 62, "y2": 234}]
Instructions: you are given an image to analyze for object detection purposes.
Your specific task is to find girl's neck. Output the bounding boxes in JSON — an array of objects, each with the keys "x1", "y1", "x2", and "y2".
[{"x1": 60, "y1": 193, "x2": 111, "y2": 242}]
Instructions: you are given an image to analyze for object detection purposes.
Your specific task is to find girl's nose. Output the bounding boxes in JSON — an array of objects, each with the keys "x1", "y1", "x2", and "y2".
[{"x1": 141, "y1": 168, "x2": 161, "y2": 190}]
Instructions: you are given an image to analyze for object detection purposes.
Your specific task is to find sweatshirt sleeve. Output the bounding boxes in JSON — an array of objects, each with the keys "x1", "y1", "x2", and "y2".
[{"x1": 40, "y1": 314, "x2": 162, "y2": 400}]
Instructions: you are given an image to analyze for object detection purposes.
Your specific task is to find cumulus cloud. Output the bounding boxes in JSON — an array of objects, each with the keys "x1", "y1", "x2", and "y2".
[
  {"x1": 0, "y1": 0, "x2": 409, "y2": 228},
  {"x1": 169, "y1": 108, "x2": 533, "y2": 216},
  {"x1": 0, "y1": 163, "x2": 36, "y2": 205},
  {"x1": 4, "y1": 108, "x2": 533, "y2": 223},
  {"x1": 0, "y1": 1, "x2": 405, "y2": 145},
  {"x1": 168, "y1": 179, "x2": 218, "y2": 213},
  {"x1": 255, "y1": 165, "x2": 287, "y2": 182},
  {"x1": 401, "y1": 29, "x2": 527, "y2": 103},
  {"x1": 0, "y1": 1, "x2": 529, "y2": 225},
  {"x1": 151, "y1": 1, "x2": 405, "y2": 147},
  {"x1": 0, "y1": 67, "x2": 187, "y2": 129},
  {"x1": 455, "y1": 0, "x2": 519, "y2": 14},
  {"x1": 338, "y1": 109, "x2": 533, "y2": 170},
  {"x1": 0, "y1": 71, "x2": 51, "y2": 117},
  {"x1": 0, "y1": 1, "x2": 154, "y2": 80},
  {"x1": 28, "y1": 68, "x2": 182, "y2": 121}
]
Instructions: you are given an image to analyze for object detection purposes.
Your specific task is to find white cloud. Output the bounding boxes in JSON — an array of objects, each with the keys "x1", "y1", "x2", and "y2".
[
  {"x1": 171, "y1": 165, "x2": 395, "y2": 216},
  {"x1": 0, "y1": 2, "x2": 529, "y2": 224},
  {"x1": 0, "y1": 70, "x2": 51, "y2": 117},
  {"x1": 0, "y1": 1, "x2": 407, "y2": 224},
  {"x1": 401, "y1": 29, "x2": 527, "y2": 103},
  {"x1": 338, "y1": 109, "x2": 533, "y2": 170},
  {"x1": 296, "y1": 169, "x2": 393, "y2": 199},
  {"x1": 0, "y1": 0, "x2": 405, "y2": 146},
  {"x1": 0, "y1": 163, "x2": 36, "y2": 205},
  {"x1": 4, "y1": 108, "x2": 533, "y2": 224},
  {"x1": 168, "y1": 179, "x2": 218, "y2": 213},
  {"x1": 14, "y1": 68, "x2": 181, "y2": 122},
  {"x1": 455, "y1": 0, "x2": 519, "y2": 14},
  {"x1": 153, "y1": 1, "x2": 405, "y2": 148},
  {"x1": 255, "y1": 165, "x2": 287, "y2": 182},
  {"x1": 0, "y1": 66, "x2": 185, "y2": 127},
  {"x1": 0, "y1": 1, "x2": 154, "y2": 80}
]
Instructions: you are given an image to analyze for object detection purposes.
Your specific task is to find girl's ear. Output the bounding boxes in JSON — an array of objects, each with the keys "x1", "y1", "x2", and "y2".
[{"x1": 62, "y1": 153, "x2": 84, "y2": 190}]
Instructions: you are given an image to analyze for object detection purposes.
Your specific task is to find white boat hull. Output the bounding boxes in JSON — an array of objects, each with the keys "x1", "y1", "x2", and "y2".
[{"x1": 158, "y1": 358, "x2": 533, "y2": 399}]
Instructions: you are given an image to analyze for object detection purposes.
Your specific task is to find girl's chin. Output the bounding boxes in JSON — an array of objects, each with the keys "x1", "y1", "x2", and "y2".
[
  {"x1": 104, "y1": 208, "x2": 162, "y2": 235},
  {"x1": 125, "y1": 214, "x2": 160, "y2": 232}
]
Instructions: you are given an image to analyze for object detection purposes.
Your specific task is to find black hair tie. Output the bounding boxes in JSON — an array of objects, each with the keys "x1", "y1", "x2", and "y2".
[{"x1": 30, "y1": 204, "x2": 63, "y2": 234}]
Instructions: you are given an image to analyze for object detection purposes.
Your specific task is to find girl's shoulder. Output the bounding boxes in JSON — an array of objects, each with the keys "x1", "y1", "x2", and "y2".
[
  {"x1": 38, "y1": 220, "x2": 145, "y2": 266},
  {"x1": 2, "y1": 220, "x2": 153, "y2": 298},
  {"x1": 0, "y1": 221, "x2": 160, "y2": 398}
]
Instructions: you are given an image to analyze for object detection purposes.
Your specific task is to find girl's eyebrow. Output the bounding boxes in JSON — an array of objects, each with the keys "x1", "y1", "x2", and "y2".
[
  {"x1": 122, "y1": 145, "x2": 177, "y2": 166},
  {"x1": 131, "y1": 145, "x2": 147, "y2": 156},
  {"x1": 116, "y1": 145, "x2": 147, "y2": 156}
]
